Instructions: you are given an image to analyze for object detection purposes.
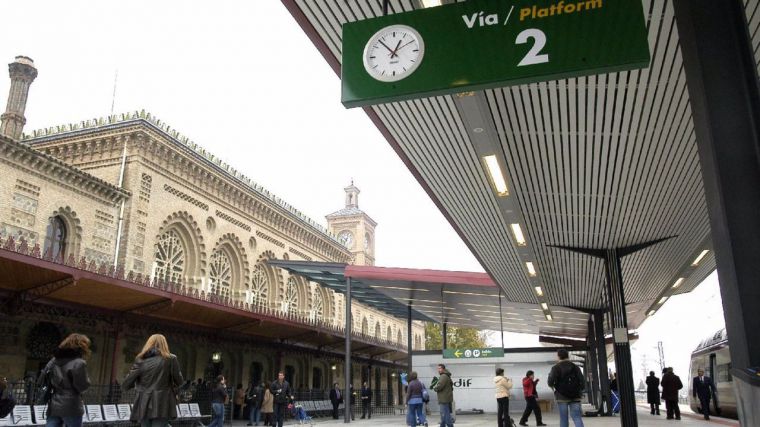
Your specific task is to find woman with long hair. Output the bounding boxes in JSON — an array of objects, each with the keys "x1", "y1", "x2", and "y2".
[
  {"x1": 123, "y1": 334, "x2": 184, "y2": 427},
  {"x1": 41, "y1": 333, "x2": 91, "y2": 427}
]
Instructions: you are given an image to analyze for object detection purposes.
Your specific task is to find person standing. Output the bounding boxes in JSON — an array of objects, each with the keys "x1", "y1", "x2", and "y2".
[
  {"x1": 123, "y1": 334, "x2": 184, "y2": 427},
  {"x1": 547, "y1": 349, "x2": 585, "y2": 427},
  {"x1": 247, "y1": 382, "x2": 264, "y2": 426},
  {"x1": 348, "y1": 384, "x2": 355, "y2": 420},
  {"x1": 360, "y1": 381, "x2": 372, "y2": 419},
  {"x1": 519, "y1": 370, "x2": 545, "y2": 427},
  {"x1": 432, "y1": 364, "x2": 454, "y2": 427},
  {"x1": 270, "y1": 372, "x2": 293, "y2": 427},
  {"x1": 494, "y1": 368, "x2": 513, "y2": 427},
  {"x1": 206, "y1": 376, "x2": 228, "y2": 427},
  {"x1": 261, "y1": 384, "x2": 273, "y2": 426},
  {"x1": 692, "y1": 368, "x2": 717, "y2": 420},
  {"x1": 646, "y1": 371, "x2": 661, "y2": 415},
  {"x1": 40, "y1": 333, "x2": 91, "y2": 427},
  {"x1": 661, "y1": 367, "x2": 683, "y2": 420},
  {"x1": 329, "y1": 383, "x2": 342, "y2": 419},
  {"x1": 405, "y1": 372, "x2": 427, "y2": 427},
  {"x1": 234, "y1": 383, "x2": 245, "y2": 419}
]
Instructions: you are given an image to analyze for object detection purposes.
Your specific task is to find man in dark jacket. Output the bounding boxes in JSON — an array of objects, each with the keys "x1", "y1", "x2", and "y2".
[
  {"x1": 270, "y1": 372, "x2": 293, "y2": 427},
  {"x1": 692, "y1": 368, "x2": 717, "y2": 420},
  {"x1": 329, "y1": 383, "x2": 342, "y2": 419},
  {"x1": 661, "y1": 367, "x2": 683, "y2": 420},
  {"x1": 246, "y1": 382, "x2": 264, "y2": 426},
  {"x1": 206, "y1": 376, "x2": 227, "y2": 427},
  {"x1": 433, "y1": 364, "x2": 454, "y2": 427},
  {"x1": 360, "y1": 382, "x2": 372, "y2": 419},
  {"x1": 547, "y1": 349, "x2": 585, "y2": 427},
  {"x1": 519, "y1": 370, "x2": 545, "y2": 426},
  {"x1": 646, "y1": 371, "x2": 661, "y2": 415}
]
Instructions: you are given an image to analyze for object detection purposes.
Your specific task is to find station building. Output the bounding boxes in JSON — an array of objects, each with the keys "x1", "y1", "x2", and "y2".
[{"x1": 0, "y1": 56, "x2": 424, "y2": 399}]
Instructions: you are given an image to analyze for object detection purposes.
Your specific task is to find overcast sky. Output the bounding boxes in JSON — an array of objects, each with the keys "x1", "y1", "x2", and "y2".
[{"x1": 0, "y1": 0, "x2": 726, "y2": 386}]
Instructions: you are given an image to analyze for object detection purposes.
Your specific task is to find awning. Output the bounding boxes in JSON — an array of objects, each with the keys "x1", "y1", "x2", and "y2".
[{"x1": 269, "y1": 260, "x2": 590, "y2": 337}]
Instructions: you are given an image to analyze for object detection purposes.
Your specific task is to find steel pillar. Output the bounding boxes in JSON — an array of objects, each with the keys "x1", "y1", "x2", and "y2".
[
  {"x1": 442, "y1": 322, "x2": 447, "y2": 350},
  {"x1": 552, "y1": 238, "x2": 671, "y2": 427},
  {"x1": 587, "y1": 316, "x2": 601, "y2": 409},
  {"x1": 673, "y1": 2, "x2": 760, "y2": 424},
  {"x1": 594, "y1": 309, "x2": 612, "y2": 416},
  {"x1": 344, "y1": 276, "x2": 352, "y2": 424},
  {"x1": 407, "y1": 305, "x2": 413, "y2": 372}
]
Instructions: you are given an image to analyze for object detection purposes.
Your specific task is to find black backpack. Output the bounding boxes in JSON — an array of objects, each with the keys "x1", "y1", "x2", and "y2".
[
  {"x1": 555, "y1": 362, "x2": 584, "y2": 399},
  {"x1": 0, "y1": 391, "x2": 15, "y2": 418}
]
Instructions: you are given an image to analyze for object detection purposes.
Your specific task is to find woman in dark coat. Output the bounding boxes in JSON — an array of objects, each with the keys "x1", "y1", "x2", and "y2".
[
  {"x1": 41, "y1": 333, "x2": 92, "y2": 427},
  {"x1": 124, "y1": 334, "x2": 184, "y2": 427},
  {"x1": 645, "y1": 371, "x2": 661, "y2": 415}
]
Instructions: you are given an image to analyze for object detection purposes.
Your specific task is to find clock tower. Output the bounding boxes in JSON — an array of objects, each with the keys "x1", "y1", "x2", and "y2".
[{"x1": 326, "y1": 182, "x2": 377, "y2": 265}]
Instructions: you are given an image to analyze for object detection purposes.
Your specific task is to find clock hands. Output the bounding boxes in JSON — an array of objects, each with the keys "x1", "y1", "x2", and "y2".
[
  {"x1": 378, "y1": 40, "x2": 396, "y2": 56},
  {"x1": 395, "y1": 40, "x2": 416, "y2": 54},
  {"x1": 390, "y1": 39, "x2": 403, "y2": 58}
]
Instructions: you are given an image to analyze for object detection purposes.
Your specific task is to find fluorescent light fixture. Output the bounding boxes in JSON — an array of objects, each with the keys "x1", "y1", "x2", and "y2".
[
  {"x1": 421, "y1": 0, "x2": 442, "y2": 7},
  {"x1": 510, "y1": 223, "x2": 527, "y2": 246},
  {"x1": 658, "y1": 296, "x2": 669, "y2": 304},
  {"x1": 546, "y1": 314, "x2": 553, "y2": 321},
  {"x1": 526, "y1": 262, "x2": 537, "y2": 277},
  {"x1": 483, "y1": 155, "x2": 509, "y2": 196},
  {"x1": 647, "y1": 310, "x2": 656, "y2": 317},
  {"x1": 534, "y1": 286, "x2": 544, "y2": 296},
  {"x1": 671, "y1": 278, "x2": 685, "y2": 289},
  {"x1": 692, "y1": 249, "x2": 709, "y2": 266},
  {"x1": 540, "y1": 302, "x2": 549, "y2": 310}
]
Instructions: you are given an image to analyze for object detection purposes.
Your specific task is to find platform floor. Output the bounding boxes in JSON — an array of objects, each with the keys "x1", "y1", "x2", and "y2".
[{"x1": 230, "y1": 405, "x2": 739, "y2": 426}]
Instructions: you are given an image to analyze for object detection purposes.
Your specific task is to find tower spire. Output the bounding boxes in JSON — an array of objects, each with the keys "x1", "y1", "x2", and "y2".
[
  {"x1": 345, "y1": 181, "x2": 360, "y2": 208},
  {"x1": 0, "y1": 56, "x2": 37, "y2": 141}
]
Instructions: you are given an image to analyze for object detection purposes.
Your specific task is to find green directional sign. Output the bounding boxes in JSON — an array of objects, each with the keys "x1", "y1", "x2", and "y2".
[
  {"x1": 443, "y1": 347, "x2": 505, "y2": 359},
  {"x1": 341, "y1": 0, "x2": 650, "y2": 108}
]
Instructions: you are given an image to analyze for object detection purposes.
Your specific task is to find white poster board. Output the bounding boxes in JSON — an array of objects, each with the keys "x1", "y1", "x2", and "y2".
[
  {"x1": 116, "y1": 404, "x2": 131, "y2": 421},
  {"x1": 178, "y1": 404, "x2": 191, "y2": 418},
  {"x1": 85, "y1": 405, "x2": 103, "y2": 423},
  {"x1": 32, "y1": 406, "x2": 47, "y2": 425},
  {"x1": 12, "y1": 406, "x2": 34, "y2": 426},
  {"x1": 188, "y1": 403, "x2": 201, "y2": 417},
  {"x1": 102, "y1": 405, "x2": 119, "y2": 422}
]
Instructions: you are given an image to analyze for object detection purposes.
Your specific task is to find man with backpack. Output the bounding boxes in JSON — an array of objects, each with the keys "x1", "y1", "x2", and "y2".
[{"x1": 547, "y1": 349, "x2": 585, "y2": 427}]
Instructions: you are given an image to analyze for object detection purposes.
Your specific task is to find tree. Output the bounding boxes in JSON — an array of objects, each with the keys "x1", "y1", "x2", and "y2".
[{"x1": 425, "y1": 322, "x2": 487, "y2": 350}]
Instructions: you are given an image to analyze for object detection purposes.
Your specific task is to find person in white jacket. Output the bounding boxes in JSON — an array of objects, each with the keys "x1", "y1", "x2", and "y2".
[{"x1": 494, "y1": 368, "x2": 513, "y2": 427}]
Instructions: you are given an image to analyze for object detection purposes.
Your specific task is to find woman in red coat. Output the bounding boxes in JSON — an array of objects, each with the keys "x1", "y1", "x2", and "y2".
[{"x1": 518, "y1": 371, "x2": 545, "y2": 426}]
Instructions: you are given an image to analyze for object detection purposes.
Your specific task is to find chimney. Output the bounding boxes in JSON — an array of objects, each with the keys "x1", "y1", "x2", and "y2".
[{"x1": 0, "y1": 56, "x2": 37, "y2": 140}]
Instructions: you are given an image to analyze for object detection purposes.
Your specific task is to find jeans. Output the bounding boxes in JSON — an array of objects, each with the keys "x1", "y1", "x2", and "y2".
[
  {"x1": 140, "y1": 418, "x2": 168, "y2": 427},
  {"x1": 497, "y1": 397, "x2": 510, "y2": 427},
  {"x1": 249, "y1": 405, "x2": 261, "y2": 425},
  {"x1": 46, "y1": 415, "x2": 83, "y2": 427},
  {"x1": 208, "y1": 403, "x2": 225, "y2": 427},
  {"x1": 438, "y1": 403, "x2": 453, "y2": 427},
  {"x1": 406, "y1": 403, "x2": 426, "y2": 426},
  {"x1": 557, "y1": 401, "x2": 584, "y2": 427}
]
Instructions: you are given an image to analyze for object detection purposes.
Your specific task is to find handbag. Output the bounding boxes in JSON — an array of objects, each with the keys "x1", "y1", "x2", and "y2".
[{"x1": 421, "y1": 385, "x2": 430, "y2": 403}]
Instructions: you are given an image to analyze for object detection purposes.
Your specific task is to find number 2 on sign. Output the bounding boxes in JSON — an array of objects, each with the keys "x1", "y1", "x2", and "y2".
[{"x1": 516, "y1": 29, "x2": 549, "y2": 66}]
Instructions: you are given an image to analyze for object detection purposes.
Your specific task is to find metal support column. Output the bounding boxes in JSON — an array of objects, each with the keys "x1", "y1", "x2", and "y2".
[
  {"x1": 673, "y1": 1, "x2": 760, "y2": 424},
  {"x1": 594, "y1": 309, "x2": 612, "y2": 416},
  {"x1": 442, "y1": 322, "x2": 448, "y2": 350},
  {"x1": 407, "y1": 305, "x2": 413, "y2": 373},
  {"x1": 344, "y1": 276, "x2": 352, "y2": 424},
  {"x1": 498, "y1": 289, "x2": 505, "y2": 348},
  {"x1": 552, "y1": 238, "x2": 670, "y2": 427},
  {"x1": 587, "y1": 316, "x2": 601, "y2": 409}
]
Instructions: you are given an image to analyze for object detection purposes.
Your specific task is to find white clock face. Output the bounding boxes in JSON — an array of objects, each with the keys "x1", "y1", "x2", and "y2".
[
  {"x1": 363, "y1": 25, "x2": 425, "y2": 82},
  {"x1": 338, "y1": 231, "x2": 354, "y2": 249}
]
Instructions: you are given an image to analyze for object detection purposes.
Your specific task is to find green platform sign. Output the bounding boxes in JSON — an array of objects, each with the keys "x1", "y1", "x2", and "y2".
[
  {"x1": 341, "y1": 0, "x2": 650, "y2": 108},
  {"x1": 443, "y1": 347, "x2": 505, "y2": 359}
]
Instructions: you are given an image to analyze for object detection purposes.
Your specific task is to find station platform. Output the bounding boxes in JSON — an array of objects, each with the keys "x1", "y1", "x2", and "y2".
[{"x1": 229, "y1": 406, "x2": 739, "y2": 426}]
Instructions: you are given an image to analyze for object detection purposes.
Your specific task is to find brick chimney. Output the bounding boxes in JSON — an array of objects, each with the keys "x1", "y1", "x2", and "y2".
[{"x1": 0, "y1": 56, "x2": 37, "y2": 140}]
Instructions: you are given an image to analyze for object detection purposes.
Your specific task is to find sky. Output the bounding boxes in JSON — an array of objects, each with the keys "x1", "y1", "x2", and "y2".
[{"x1": 0, "y1": 0, "x2": 726, "y2": 386}]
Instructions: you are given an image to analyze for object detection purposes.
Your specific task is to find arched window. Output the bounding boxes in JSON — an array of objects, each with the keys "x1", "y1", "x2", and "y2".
[
  {"x1": 282, "y1": 277, "x2": 299, "y2": 315},
  {"x1": 250, "y1": 264, "x2": 269, "y2": 307},
  {"x1": 154, "y1": 229, "x2": 185, "y2": 283},
  {"x1": 208, "y1": 250, "x2": 232, "y2": 298},
  {"x1": 375, "y1": 322, "x2": 381, "y2": 339},
  {"x1": 43, "y1": 216, "x2": 67, "y2": 261},
  {"x1": 397, "y1": 330, "x2": 402, "y2": 346},
  {"x1": 361, "y1": 317, "x2": 369, "y2": 335},
  {"x1": 386, "y1": 326, "x2": 392, "y2": 341},
  {"x1": 312, "y1": 290, "x2": 324, "y2": 321}
]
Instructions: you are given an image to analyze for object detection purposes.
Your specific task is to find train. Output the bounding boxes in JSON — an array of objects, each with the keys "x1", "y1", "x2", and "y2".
[{"x1": 688, "y1": 328, "x2": 737, "y2": 419}]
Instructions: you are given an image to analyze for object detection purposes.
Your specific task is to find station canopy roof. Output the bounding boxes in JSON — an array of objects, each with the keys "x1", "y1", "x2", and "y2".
[
  {"x1": 280, "y1": 0, "x2": 754, "y2": 332},
  {"x1": 270, "y1": 260, "x2": 593, "y2": 337}
]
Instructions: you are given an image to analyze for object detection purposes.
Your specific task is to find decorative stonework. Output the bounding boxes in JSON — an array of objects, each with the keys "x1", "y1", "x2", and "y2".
[
  {"x1": 256, "y1": 231, "x2": 285, "y2": 248},
  {"x1": 288, "y1": 247, "x2": 312, "y2": 261},
  {"x1": 215, "y1": 210, "x2": 251, "y2": 232},
  {"x1": 163, "y1": 184, "x2": 209, "y2": 211},
  {"x1": 154, "y1": 211, "x2": 207, "y2": 287},
  {"x1": 14, "y1": 179, "x2": 40, "y2": 197}
]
